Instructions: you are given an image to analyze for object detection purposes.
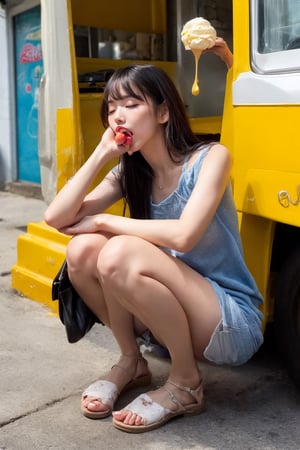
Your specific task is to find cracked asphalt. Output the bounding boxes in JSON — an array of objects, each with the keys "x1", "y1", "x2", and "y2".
[{"x1": 1, "y1": 190, "x2": 300, "y2": 450}]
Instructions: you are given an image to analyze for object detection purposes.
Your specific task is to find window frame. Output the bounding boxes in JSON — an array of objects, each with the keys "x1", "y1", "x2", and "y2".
[{"x1": 251, "y1": 0, "x2": 300, "y2": 74}]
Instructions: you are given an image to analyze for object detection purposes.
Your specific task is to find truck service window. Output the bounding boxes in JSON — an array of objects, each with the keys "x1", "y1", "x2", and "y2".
[{"x1": 252, "y1": 0, "x2": 300, "y2": 73}]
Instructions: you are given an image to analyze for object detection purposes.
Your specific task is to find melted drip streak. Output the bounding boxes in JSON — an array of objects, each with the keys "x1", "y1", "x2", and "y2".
[{"x1": 191, "y1": 49, "x2": 202, "y2": 96}]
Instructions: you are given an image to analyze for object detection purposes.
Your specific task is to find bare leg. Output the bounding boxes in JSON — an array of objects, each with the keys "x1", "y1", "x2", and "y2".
[
  {"x1": 97, "y1": 235, "x2": 222, "y2": 426},
  {"x1": 66, "y1": 233, "x2": 150, "y2": 416},
  {"x1": 66, "y1": 233, "x2": 111, "y2": 325}
]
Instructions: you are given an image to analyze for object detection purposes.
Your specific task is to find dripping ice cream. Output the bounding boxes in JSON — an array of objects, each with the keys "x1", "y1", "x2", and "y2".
[{"x1": 181, "y1": 17, "x2": 216, "y2": 95}]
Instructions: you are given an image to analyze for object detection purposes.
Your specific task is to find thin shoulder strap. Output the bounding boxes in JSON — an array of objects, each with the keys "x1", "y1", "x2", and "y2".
[
  {"x1": 182, "y1": 153, "x2": 190, "y2": 171},
  {"x1": 182, "y1": 143, "x2": 211, "y2": 173}
]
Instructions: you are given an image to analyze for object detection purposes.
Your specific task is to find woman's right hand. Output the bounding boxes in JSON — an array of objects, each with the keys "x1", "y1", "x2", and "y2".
[{"x1": 97, "y1": 127, "x2": 133, "y2": 159}]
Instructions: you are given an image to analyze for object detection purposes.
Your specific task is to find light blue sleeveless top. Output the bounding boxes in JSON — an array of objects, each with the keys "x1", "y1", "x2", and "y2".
[{"x1": 150, "y1": 144, "x2": 263, "y2": 320}]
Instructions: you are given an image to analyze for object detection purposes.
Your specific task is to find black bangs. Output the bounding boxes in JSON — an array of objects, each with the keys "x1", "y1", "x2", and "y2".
[
  {"x1": 108, "y1": 78, "x2": 145, "y2": 103},
  {"x1": 101, "y1": 67, "x2": 148, "y2": 127}
]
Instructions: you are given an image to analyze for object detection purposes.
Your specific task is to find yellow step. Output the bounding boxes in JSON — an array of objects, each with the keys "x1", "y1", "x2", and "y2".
[{"x1": 11, "y1": 221, "x2": 70, "y2": 313}]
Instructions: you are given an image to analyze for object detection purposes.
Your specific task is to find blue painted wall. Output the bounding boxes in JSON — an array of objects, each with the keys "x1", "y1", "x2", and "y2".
[{"x1": 14, "y1": 5, "x2": 43, "y2": 183}]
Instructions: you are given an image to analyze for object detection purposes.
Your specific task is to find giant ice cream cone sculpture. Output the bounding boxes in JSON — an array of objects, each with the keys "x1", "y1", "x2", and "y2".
[{"x1": 181, "y1": 17, "x2": 216, "y2": 96}]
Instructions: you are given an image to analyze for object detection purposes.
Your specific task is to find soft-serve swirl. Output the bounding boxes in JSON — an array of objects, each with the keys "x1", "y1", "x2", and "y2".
[{"x1": 181, "y1": 17, "x2": 216, "y2": 96}]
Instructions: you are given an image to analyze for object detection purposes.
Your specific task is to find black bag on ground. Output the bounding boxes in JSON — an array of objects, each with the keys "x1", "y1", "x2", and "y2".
[{"x1": 52, "y1": 259, "x2": 101, "y2": 343}]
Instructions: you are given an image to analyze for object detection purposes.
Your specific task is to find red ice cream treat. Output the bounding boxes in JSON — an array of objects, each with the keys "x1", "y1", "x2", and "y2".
[
  {"x1": 115, "y1": 132, "x2": 127, "y2": 145},
  {"x1": 115, "y1": 127, "x2": 133, "y2": 145}
]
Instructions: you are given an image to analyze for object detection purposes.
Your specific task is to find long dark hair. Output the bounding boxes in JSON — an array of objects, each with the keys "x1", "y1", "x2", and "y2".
[{"x1": 101, "y1": 64, "x2": 202, "y2": 219}]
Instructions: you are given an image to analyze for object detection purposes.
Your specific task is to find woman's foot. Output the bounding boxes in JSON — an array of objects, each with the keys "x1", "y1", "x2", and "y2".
[
  {"x1": 112, "y1": 374, "x2": 205, "y2": 432},
  {"x1": 81, "y1": 354, "x2": 151, "y2": 419}
]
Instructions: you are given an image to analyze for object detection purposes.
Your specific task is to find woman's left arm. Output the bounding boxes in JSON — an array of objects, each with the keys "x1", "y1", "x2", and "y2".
[{"x1": 62, "y1": 144, "x2": 232, "y2": 252}]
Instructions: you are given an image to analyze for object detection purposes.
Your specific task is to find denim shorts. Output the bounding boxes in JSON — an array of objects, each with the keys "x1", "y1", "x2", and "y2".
[{"x1": 203, "y1": 279, "x2": 264, "y2": 366}]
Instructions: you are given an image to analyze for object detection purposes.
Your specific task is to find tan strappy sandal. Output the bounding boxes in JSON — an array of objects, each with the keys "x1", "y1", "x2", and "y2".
[
  {"x1": 112, "y1": 378, "x2": 205, "y2": 433},
  {"x1": 81, "y1": 355, "x2": 152, "y2": 419}
]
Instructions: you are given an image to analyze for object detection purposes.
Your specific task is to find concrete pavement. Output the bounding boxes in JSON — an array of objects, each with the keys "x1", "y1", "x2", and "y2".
[{"x1": 1, "y1": 189, "x2": 300, "y2": 450}]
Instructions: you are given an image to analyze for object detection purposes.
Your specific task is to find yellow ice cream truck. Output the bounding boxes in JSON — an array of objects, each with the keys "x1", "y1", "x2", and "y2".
[{"x1": 12, "y1": 0, "x2": 300, "y2": 387}]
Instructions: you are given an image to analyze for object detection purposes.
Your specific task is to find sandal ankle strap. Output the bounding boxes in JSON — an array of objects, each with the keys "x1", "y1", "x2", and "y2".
[{"x1": 166, "y1": 378, "x2": 203, "y2": 401}]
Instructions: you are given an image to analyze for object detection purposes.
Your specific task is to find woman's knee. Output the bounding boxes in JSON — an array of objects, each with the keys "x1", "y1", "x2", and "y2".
[
  {"x1": 66, "y1": 234, "x2": 106, "y2": 272},
  {"x1": 97, "y1": 235, "x2": 142, "y2": 282},
  {"x1": 66, "y1": 235, "x2": 89, "y2": 266}
]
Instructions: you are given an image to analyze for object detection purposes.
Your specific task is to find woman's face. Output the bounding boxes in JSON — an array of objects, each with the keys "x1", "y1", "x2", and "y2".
[{"x1": 107, "y1": 86, "x2": 166, "y2": 153}]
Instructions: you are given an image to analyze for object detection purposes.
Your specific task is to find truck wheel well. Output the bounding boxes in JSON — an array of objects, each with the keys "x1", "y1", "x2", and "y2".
[{"x1": 271, "y1": 222, "x2": 300, "y2": 273}]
